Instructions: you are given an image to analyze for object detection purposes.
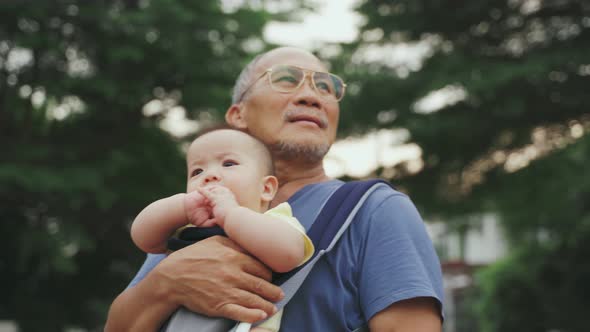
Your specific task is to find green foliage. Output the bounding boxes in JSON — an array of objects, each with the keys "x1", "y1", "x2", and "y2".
[
  {"x1": 3, "y1": 0, "x2": 588, "y2": 329},
  {"x1": 0, "y1": 0, "x2": 283, "y2": 330},
  {"x1": 470, "y1": 135, "x2": 590, "y2": 329},
  {"x1": 476, "y1": 226, "x2": 590, "y2": 332},
  {"x1": 343, "y1": 0, "x2": 590, "y2": 330}
]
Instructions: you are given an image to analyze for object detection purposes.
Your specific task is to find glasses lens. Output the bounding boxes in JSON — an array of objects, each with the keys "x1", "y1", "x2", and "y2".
[
  {"x1": 268, "y1": 65, "x2": 345, "y2": 100},
  {"x1": 313, "y1": 72, "x2": 344, "y2": 100},
  {"x1": 269, "y1": 66, "x2": 304, "y2": 92}
]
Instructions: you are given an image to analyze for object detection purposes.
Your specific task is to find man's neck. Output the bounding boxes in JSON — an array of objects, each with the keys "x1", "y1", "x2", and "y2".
[{"x1": 271, "y1": 160, "x2": 331, "y2": 208}]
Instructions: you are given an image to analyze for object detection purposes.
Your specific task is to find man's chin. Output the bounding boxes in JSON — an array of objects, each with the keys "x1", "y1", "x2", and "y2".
[{"x1": 269, "y1": 141, "x2": 330, "y2": 164}]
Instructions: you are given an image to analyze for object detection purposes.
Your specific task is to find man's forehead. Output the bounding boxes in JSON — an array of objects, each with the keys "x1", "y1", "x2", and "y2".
[{"x1": 255, "y1": 47, "x2": 326, "y2": 72}]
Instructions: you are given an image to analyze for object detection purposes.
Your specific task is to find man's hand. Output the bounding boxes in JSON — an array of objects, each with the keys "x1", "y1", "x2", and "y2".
[{"x1": 154, "y1": 235, "x2": 283, "y2": 323}]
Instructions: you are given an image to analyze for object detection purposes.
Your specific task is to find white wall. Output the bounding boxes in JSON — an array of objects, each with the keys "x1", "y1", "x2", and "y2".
[{"x1": 427, "y1": 213, "x2": 507, "y2": 265}]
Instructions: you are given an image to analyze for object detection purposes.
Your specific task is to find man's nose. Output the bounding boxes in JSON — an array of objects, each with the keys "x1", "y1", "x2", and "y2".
[{"x1": 294, "y1": 77, "x2": 322, "y2": 108}]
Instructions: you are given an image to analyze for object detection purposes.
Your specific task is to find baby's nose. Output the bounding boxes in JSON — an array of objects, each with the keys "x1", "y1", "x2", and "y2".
[{"x1": 203, "y1": 172, "x2": 220, "y2": 184}]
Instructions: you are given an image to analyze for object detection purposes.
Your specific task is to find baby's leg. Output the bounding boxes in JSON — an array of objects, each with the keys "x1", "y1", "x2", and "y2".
[{"x1": 250, "y1": 328, "x2": 274, "y2": 332}]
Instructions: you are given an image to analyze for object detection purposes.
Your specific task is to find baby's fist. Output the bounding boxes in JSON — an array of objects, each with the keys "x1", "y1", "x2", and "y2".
[
  {"x1": 183, "y1": 191, "x2": 215, "y2": 227},
  {"x1": 198, "y1": 185, "x2": 239, "y2": 225}
]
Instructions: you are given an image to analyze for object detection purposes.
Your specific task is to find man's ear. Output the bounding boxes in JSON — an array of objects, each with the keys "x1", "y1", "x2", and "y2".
[
  {"x1": 260, "y1": 175, "x2": 279, "y2": 203},
  {"x1": 225, "y1": 104, "x2": 247, "y2": 129}
]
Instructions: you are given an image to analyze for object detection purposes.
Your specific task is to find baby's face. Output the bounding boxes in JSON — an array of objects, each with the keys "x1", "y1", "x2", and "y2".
[{"x1": 186, "y1": 129, "x2": 271, "y2": 212}]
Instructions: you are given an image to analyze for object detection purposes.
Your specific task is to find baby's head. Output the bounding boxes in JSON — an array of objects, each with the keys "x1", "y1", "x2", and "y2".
[{"x1": 186, "y1": 127, "x2": 277, "y2": 212}]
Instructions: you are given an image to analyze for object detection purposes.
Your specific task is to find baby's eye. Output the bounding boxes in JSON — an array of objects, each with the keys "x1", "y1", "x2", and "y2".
[
  {"x1": 191, "y1": 168, "x2": 203, "y2": 177},
  {"x1": 223, "y1": 160, "x2": 238, "y2": 167}
]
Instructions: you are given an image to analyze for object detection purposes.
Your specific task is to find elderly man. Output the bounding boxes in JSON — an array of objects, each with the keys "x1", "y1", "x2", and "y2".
[{"x1": 105, "y1": 47, "x2": 444, "y2": 331}]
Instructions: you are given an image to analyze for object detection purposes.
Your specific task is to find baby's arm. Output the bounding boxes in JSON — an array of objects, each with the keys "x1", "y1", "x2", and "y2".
[
  {"x1": 131, "y1": 194, "x2": 191, "y2": 254},
  {"x1": 224, "y1": 206, "x2": 305, "y2": 273},
  {"x1": 201, "y1": 186, "x2": 305, "y2": 273}
]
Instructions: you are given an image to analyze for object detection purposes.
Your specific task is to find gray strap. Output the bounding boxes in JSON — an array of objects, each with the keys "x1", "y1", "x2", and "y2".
[
  {"x1": 164, "y1": 308, "x2": 236, "y2": 331},
  {"x1": 273, "y1": 182, "x2": 385, "y2": 310},
  {"x1": 352, "y1": 324, "x2": 369, "y2": 332}
]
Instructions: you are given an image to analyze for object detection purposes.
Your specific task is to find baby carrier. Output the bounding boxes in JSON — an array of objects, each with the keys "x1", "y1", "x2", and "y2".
[{"x1": 161, "y1": 179, "x2": 389, "y2": 332}]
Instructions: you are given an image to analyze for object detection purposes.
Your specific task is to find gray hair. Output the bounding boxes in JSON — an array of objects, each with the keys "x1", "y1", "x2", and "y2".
[
  {"x1": 231, "y1": 53, "x2": 266, "y2": 104},
  {"x1": 231, "y1": 47, "x2": 326, "y2": 104}
]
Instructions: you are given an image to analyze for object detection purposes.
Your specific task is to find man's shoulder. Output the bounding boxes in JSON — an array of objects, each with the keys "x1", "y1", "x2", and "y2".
[
  {"x1": 297, "y1": 179, "x2": 410, "y2": 211},
  {"x1": 301, "y1": 179, "x2": 403, "y2": 195},
  {"x1": 289, "y1": 179, "x2": 343, "y2": 203},
  {"x1": 357, "y1": 180, "x2": 410, "y2": 206},
  {"x1": 353, "y1": 181, "x2": 423, "y2": 228}
]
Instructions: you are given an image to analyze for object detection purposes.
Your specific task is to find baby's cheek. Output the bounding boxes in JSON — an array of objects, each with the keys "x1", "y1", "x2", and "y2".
[{"x1": 186, "y1": 181, "x2": 197, "y2": 193}]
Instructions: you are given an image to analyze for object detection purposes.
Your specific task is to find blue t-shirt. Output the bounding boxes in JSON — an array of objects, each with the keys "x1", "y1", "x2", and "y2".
[{"x1": 128, "y1": 180, "x2": 444, "y2": 331}]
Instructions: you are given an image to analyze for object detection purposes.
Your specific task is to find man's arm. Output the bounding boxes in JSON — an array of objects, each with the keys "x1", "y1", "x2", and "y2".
[
  {"x1": 105, "y1": 266, "x2": 178, "y2": 331},
  {"x1": 105, "y1": 236, "x2": 284, "y2": 332},
  {"x1": 356, "y1": 188, "x2": 445, "y2": 331},
  {"x1": 368, "y1": 297, "x2": 442, "y2": 332}
]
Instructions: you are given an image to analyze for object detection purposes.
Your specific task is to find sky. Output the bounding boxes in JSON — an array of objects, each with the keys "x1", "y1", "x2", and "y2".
[{"x1": 264, "y1": 0, "x2": 363, "y2": 47}]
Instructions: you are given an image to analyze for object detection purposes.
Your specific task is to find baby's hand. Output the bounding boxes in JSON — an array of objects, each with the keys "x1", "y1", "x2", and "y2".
[
  {"x1": 183, "y1": 190, "x2": 216, "y2": 227},
  {"x1": 198, "y1": 185, "x2": 239, "y2": 227}
]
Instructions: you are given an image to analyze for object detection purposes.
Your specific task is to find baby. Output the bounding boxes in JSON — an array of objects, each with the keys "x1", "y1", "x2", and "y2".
[{"x1": 130, "y1": 128, "x2": 314, "y2": 332}]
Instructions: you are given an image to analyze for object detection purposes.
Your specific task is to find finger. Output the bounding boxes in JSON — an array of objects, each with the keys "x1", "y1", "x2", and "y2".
[
  {"x1": 218, "y1": 302, "x2": 273, "y2": 323},
  {"x1": 197, "y1": 187, "x2": 212, "y2": 200},
  {"x1": 186, "y1": 190, "x2": 204, "y2": 204},
  {"x1": 200, "y1": 218, "x2": 218, "y2": 227},
  {"x1": 190, "y1": 208, "x2": 210, "y2": 226},
  {"x1": 239, "y1": 256, "x2": 273, "y2": 281},
  {"x1": 199, "y1": 237, "x2": 283, "y2": 301},
  {"x1": 239, "y1": 273, "x2": 284, "y2": 303}
]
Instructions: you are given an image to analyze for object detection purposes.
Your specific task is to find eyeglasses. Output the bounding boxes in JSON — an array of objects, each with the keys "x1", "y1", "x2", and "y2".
[{"x1": 238, "y1": 65, "x2": 347, "y2": 102}]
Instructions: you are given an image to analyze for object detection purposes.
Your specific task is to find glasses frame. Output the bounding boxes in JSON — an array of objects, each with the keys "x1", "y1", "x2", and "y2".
[{"x1": 237, "y1": 65, "x2": 347, "y2": 102}]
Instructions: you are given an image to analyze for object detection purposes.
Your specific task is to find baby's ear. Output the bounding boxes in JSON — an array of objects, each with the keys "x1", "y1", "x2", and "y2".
[{"x1": 260, "y1": 175, "x2": 279, "y2": 203}]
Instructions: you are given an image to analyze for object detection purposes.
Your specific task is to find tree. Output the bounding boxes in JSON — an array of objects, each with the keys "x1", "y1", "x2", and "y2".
[
  {"x1": 0, "y1": 0, "x2": 283, "y2": 330},
  {"x1": 339, "y1": 0, "x2": 590, "y2": 330}
]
